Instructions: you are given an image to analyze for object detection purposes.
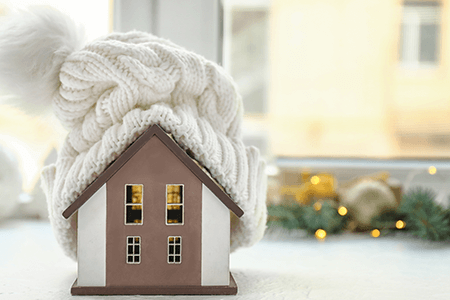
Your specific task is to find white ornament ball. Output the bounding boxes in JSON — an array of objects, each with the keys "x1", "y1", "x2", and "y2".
[{"x1": 340, "y1": 179, "x2": 397, "y2": 227}]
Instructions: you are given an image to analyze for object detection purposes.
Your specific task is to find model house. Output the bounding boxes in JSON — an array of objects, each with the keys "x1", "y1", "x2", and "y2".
[{"x1": 62, "y1": 124, "x2": 243, "y2": 295}]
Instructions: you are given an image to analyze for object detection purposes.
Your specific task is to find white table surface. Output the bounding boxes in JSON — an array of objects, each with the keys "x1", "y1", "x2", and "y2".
[{"x1": 1, "y1": 220, "x2": 449, "y2": 300}]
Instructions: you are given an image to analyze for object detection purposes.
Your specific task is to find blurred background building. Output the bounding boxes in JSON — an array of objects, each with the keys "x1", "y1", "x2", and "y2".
[{"x1": 227, "y1": 0, "x2": 450, "y2": 159}]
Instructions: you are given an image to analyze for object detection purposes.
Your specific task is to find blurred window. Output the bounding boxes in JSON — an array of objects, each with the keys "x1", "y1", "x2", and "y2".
[
  {"x1": 400, "y1": 1, "x2": 441, "y2": 67},
  {"x1": 227, "y1": 9, "x2": 269, "y2": 114}
]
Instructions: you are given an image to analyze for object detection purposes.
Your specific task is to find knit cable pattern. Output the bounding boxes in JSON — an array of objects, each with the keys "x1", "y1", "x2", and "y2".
[{"x1": 41, "y1": 31, "x2": 267, "y2": 260}]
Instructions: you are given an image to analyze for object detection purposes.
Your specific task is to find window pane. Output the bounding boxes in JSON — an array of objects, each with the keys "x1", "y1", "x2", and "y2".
[
  {"x1": 167, "y1": 206, "x2": 183, "y2": 224},
  {"x1": 420, "y1": 24, "x2": 439, "y2": 62},
  {"x1": 128, "y1": 245, "x2": 133, "y2": 254},
  {"x1": 230, "y1": 9, "x2": 268, "y2": 114},
  {"x1": 126, "y1": 185, "x2": 133, "y2": 203},
  {"x1": 126, "y1": 206, "x2": 142, "y2": 224},
  {"x1": 167, "y1": 185, "x2": 183, "y2": 203},
  {"x1": 126, "y1": 185, "x2": 142, "y2": 204}
]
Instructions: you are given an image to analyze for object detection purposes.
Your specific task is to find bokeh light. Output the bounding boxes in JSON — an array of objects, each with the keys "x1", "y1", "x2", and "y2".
[
  {"x1": 371, "y1": 229, "x2": 381, "y2": 238},
  {"x1": 338, "y1": 206, "x2": 348, "y2": 216},
  {"x1": 396, "y1": 220, "x2": 406, "y2": 229},
  {"x1": 315, "y1": 229, "x2": 327, "y2": 240}
]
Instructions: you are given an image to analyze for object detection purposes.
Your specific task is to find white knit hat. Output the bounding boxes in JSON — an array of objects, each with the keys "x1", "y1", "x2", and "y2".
[{"x1": 0, "y1": 7, "x2": 267, "y2": 260}]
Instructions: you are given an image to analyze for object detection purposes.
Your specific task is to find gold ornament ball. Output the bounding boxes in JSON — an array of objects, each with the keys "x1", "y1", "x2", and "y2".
[{"x1": 313, "y1": 202, "x2": 322, "y2": 211}]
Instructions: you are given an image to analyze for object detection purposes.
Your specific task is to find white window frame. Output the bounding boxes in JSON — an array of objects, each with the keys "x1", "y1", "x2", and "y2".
[
  {"x1": 126, "y1": 236, "x2": 141, "y2": 265},
  {"x1": 165, "y1": 184, "x2": 185, "y2": 226},
  {"x1": 400, "y1": 2, "x2": 441, "y2": 69},
  {"x1": 113, "y1": 0, "x2": 223, "y2": 63},
  {"x1": 167, "y1": 236, "x2": 182, "y2": 264},
  {"x1": 124, "y1": 184, "x2": 144, "y2": 225}
]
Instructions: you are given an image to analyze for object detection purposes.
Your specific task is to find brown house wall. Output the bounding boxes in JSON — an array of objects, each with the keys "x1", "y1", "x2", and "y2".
[{"x1": 106, "y1": 136, "x2": 202, "y2": 287}]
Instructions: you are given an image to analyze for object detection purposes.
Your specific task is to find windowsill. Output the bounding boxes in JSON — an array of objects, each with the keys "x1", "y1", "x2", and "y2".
[
  {"x1": 1, "y1": 220, "x2": 449, "y2": 299},
  {"x1": 396, "y1": 62, "x2": 441, "y2": 77}
]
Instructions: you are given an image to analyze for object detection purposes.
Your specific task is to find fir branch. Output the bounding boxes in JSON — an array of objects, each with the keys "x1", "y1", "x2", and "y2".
[
  {"x1": 301, "y1": 201, "x2": 348, "y2": 234},
  {"x1": 267, "y1": 203, "x2": 303, "y2": 230},
  {"x1": 399, "y1": 187, "x2": 450, "y2": 241}
]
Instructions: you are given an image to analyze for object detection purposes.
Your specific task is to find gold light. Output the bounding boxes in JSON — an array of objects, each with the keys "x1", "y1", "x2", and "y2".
[
  {"x1": 428, "y1": 166, "x2": 437, "y2": 175},
  {"x1": 338, "y1": 206, "x2": 348, "y2": 216},
  {"x1": 396, "y1": 220, "x2": 406, "y2": 229},
  {"x1": 315, "y1": 229, "x2": 327, "y2": 240},
  {"x1": 311, "y1": 176, "x2": 320, "y2": 185},
  {"x1": 371, "y1": 229, "x2": 381, "y2": 238},
  {"x1": 313, "y1": 202, "x2": 322, "y2": 211}
]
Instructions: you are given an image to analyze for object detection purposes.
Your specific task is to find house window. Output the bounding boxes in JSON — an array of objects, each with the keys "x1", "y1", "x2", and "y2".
[
  {"x1": 125, "y1": 184, "x2": 143, "y2": 224},
  {"x1": 167, "y1": 236, "x2": 182, "y2": 264},
  {"x1": 126, "y1": 236, "x2": 141, "y2": 264},
  {"x1": 166, "y1": 184, "x2": 184, "y2": 225},
  {"x1": 399, "y1": 1, "x2": 441, "y2": 68}
]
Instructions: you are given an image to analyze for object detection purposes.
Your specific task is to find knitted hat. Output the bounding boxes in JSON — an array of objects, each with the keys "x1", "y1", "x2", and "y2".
[{"x1": 0, "y1": 7, "x2": 267, "y2": 260}]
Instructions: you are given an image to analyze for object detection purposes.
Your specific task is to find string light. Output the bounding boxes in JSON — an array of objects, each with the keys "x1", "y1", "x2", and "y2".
[
  {"x1": 338, "y1": 206, "x2": 348, "y2": 216},
  {"x1": 310, "y1": 176, "x2": 320, "y2": 185},
  {"x1": 371, "y1": 229, "x2": 381, "y2": 238},
  {"x1": 396, "y1": 220, "x2": 406, "y2": 229},
  {"x1": 315, "y1": 229, "x2": 327, "y2": 240},
  {"x1": 313, "y1": 202, "x2": 322, "y2": 211},
  {"x1": 428, "y1": 166, "x2": 437, "y2": 175}
]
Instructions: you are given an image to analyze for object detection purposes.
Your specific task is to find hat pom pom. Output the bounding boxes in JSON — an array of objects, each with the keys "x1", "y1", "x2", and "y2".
[{"x1": 0, "y1": 6, "x2": 84, "y2": 114}]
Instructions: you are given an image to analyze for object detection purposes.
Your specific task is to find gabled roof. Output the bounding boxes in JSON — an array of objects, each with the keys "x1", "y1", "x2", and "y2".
[{"x1": 62, "y1": 124, "x2": 244, "y2": 219}]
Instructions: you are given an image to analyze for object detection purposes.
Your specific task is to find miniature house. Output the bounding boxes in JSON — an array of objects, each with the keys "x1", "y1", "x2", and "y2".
[{"x1": 62, "y1": 125, "x2": 243, "y2": 295}]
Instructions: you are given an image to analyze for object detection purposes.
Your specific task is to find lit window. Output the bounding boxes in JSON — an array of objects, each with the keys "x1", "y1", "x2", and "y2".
[
  {"x1": 167, "y1": 236, "x2": 182, "y2": 264},
  {"x1": 126, "y1": 236, "x2": 141, "y2": 264},
  {"x1": 400, "y1": 1, "x2": 441, "y2": 67},
  {"x1": 166, "y1": 184, "x2": 183, "y2": 225},
  {"x1": 125, "y1": 184, "x2": 143, "y2": 224}
]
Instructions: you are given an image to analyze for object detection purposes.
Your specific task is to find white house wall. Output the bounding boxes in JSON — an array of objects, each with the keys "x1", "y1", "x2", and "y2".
[
  {"x1": 201, "y1": 184, "x2": 230, "y2": 286},
  {"x1": 77, "y1": 184, "x2": 106, "y2": 287}
]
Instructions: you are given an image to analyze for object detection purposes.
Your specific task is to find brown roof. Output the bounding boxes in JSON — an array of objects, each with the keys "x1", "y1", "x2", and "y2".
[{"x1": 62, "y1": 124, "x2": 244, "y2": 219}]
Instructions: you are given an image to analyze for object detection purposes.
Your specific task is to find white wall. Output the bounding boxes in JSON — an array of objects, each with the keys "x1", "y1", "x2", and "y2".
[
  {"x1": 201, "y1": 184, "x2": 230, "y2": 286},
  {"x1": 77, "y1": 184, "x2": 106, "y2": 287}
]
